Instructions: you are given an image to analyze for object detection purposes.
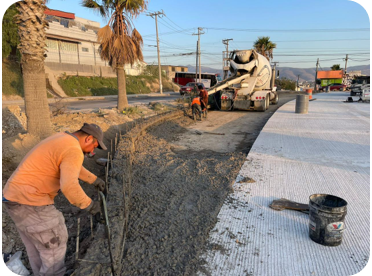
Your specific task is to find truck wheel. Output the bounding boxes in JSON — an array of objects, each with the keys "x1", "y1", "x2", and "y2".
[
  {"x1": 254, "y1": 100, "x2": 266, "y2": 112},
  {"x1": 271, "y1": 93, "x2": 279, "y2": 105},
  {"x1": 266, "y1": 96, "x2": 270, "y2": 110}
]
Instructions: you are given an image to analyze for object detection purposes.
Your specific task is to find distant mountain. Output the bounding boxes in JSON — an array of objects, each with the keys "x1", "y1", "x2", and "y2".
[
  {"x1": 187, "y1": 64, "x2": 370, "y2": 82},
  {"x1": 187, "y1": 65, "x2": 223, "y2": 75}
]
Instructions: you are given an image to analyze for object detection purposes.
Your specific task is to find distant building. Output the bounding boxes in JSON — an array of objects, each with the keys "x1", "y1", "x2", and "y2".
[
  {"x1": 344, "y1": 71, "x2": 363, "y2": 87},
  {"x1": 146, "y1": 65, "x2": 188, "y2": 81},
  {"x1": 161, "y1": 65, "x2": 188, "y2": 80},
  {"x1": 317, "y1": 70, "x2": 344, "y2": 87},
  {"x1": 44, "y1": 9, "x2": 146, "y2": 77}
]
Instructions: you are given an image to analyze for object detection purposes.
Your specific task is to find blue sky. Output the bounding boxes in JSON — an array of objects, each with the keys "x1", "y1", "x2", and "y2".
[{"x1": 1, "y1": 0, "x2": 371, "y2": 71}]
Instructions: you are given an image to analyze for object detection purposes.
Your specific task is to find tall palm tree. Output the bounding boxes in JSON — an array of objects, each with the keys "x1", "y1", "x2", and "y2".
[
  {"x1": 15, "y1": 0, "x2": 52, "y2": 137},
  {"x1": 253, "y1": 36, "x2": 277, "y2": 62},
  {"x1": 82, "y1": 0, "x2": 147, "y2": 111}
]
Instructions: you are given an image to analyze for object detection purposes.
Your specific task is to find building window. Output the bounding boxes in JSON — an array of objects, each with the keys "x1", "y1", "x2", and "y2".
[
  {"x1": 181, "y1": 68, "x2": 185, "y2": 72},
  {"x1": 46, "y1": 39, "x2": 58, "y2": 50},
  {"x1": 82, "y1": 47, "x2": 89, "y2": 52},
  {"x1": 172, "y1": 67, "x2": 175, "y2": 72},
  {"x1": 60, "y1": 41, "x2": 77, "y2": 52}
]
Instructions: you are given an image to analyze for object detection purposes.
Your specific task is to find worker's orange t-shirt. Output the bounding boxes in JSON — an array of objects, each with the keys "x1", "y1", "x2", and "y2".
[{"x1": 3, "y1": 132, "x2": 95, "y2": 209}]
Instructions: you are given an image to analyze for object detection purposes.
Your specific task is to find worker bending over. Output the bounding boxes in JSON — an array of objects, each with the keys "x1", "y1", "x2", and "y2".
[{"x1": 3, "y1": 123, "x2": 107, "y2": 276}]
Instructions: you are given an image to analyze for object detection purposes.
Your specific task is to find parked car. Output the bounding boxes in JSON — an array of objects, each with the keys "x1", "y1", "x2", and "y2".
[
  {"x1": 180, "y1": 82, "x2": 205, "y2": 95},
  {"x1": 320, "y1": 83, "x2": 347, "y2": 91}
]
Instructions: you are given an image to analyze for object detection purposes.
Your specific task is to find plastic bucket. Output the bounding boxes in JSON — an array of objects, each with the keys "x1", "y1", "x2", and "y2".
[
  {"x1": 309, "y1": 194, "x2": 347, "y2": 246},
  {"x1": 295, "y1": 95, "x2": 309, "y2": 114},
  {"x1": 306, "y1": 89, "x2": 313, "y2": 100}
]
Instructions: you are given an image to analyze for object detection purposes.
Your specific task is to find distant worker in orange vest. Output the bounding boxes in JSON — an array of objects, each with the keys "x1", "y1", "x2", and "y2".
[
  {"x1": 198, "y1": 85, "x2": 209, "y2": 111},
  {"x1": 191, "y1": 96, "x2": 205, "y2": 121}
]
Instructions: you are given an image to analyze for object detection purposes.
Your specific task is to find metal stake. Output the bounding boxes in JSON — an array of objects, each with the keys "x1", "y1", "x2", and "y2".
[
  {"x1": 99, "y1": 191, "x2": 116, "y2": 276},
  {"x1": 75, "y1": 217, "x2": 80, "y2": 261},
  {"x1": 90, "y1": 215, "x2": 94, "y2": 238}
]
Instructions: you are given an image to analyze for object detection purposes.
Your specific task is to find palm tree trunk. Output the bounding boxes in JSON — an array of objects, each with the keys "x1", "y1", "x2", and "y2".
[
  {"x1": 22, "y1": 59, "x2": 52, "y2": 137},
  {"x1": 117, "y1": 65, "x2": 128, "y2": 111},
  {"x1": 17, "y1": 0, "x2": 51, "y2": 137}
]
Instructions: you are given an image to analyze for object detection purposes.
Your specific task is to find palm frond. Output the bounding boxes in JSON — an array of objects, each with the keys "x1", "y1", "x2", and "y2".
[
  {"x1": 97, "y1": 24, "x2": 113, "y2": 44},
  {"x1": 81, "y1": 0, "x2": 107, "y2": 18},
  {"x1": 120, "y1": 0, "x2": 148, "y2": 18}
]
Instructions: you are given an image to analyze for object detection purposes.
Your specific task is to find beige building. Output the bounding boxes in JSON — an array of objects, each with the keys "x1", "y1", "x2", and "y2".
[
  {"x1": 44, "y1": 9, "x2": 146, "y2": 77},
  {"x1": 160, "y1": 65, "x2": 188, "y2": 80}
]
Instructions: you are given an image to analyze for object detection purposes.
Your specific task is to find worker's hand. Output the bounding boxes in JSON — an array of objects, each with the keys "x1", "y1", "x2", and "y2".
[
  {"x1": 85, "y1": 200, "x2": 101, "y2": 215},
  {"x1": 92, "y1": 177, "x2": 105, "y2": 191}
]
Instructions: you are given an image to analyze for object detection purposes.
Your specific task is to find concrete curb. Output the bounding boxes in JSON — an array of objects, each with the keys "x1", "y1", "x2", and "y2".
[{"x1": 2, "y1": 92, "x2": 179, "y2": 107}]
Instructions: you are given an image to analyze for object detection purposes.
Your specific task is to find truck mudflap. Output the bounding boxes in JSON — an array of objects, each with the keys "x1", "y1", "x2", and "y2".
[
  {"x1": 233, "y1": 99, "x2": 252, "y2": 110},
  {"x1": 221, "y1": 99, "x2": 232, "y2": 110}
]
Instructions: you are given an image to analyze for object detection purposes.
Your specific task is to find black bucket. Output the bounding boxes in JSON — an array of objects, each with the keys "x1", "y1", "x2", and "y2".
[{"x1": 309, "y1": 194, "x2": 347, "y2": 246}]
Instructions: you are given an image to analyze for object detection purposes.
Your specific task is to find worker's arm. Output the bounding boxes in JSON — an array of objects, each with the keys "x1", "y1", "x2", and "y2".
[
  {"x1": 79, "y1": 166, "x2": 97, "y2": 184},
  {"x1": 59, "y1": 149, "x2": 92, "y2": 209}
]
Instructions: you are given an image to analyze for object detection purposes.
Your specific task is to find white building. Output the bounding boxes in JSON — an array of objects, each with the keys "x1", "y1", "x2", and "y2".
[{"x1": 44, "y1": 9, "x2": 146, "y2": 77}]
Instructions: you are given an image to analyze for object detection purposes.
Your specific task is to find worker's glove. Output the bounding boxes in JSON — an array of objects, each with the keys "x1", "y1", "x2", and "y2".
[
  {"x1": 85, "y1": 200, "x2": 101, "y2": 215},
  {"x1": 92, "y1": 177, "x2": 105, "y2": 191}
]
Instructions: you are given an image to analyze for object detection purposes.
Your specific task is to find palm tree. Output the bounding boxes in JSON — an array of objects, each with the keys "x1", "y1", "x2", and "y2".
[
  {"x1": 331, "y1": 64, "x2": 342, "y2": 70},
  {"x1": 253, "y1": 36, "x2": 277, "y2": 62},
  {"x1": 15, "y1": 0, "x2": 52, "y2": 137},
  {"x1": 82, "y1": 0, "x2": 147, "y2": 111}
]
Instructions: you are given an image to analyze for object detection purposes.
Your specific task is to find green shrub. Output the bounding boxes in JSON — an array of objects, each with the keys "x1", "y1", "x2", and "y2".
[
  {"x1": 122, "y1": 106, "x2": 143, "y2": 116},
  {"x1": 275, "y1": 78, "x2": 296, "y2": 91},
  {"x1": 2, "y1": 60, "x2": 24, "y2": 97},
  {"x1": 58, "y1": 74, "x2": 164, "y2": 97}
]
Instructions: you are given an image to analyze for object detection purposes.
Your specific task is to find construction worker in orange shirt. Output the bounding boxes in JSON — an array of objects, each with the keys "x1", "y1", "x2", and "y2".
[
  {"x1": 191, "y1": 96, "x2": 206, "y2": 121},
  {"x1": 3, "y1": 123, "x2": 107, "y2": 276}
]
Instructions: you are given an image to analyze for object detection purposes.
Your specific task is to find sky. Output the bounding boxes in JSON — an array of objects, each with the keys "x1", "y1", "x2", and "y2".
[{"x1": 1, "y1": 0, "x2": 371, "y2": 72}]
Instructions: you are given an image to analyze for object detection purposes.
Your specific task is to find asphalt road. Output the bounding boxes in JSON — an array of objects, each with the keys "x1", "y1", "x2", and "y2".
[{"x1": 175, "y1": 92, "x2": 302, "y2": 154}]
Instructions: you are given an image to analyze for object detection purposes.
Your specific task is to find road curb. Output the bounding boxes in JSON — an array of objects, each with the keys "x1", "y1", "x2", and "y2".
[{"x1": 2, "y1": 92, "x2": 178, "y2": 107}]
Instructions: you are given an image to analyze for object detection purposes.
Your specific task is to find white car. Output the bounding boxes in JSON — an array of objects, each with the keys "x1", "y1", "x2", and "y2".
[{"x1": 361, "y1": 84, "x2": 370, "y2": 102}]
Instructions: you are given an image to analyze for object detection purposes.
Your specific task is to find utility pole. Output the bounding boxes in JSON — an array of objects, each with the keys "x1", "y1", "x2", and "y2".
[
  {"x1": 193, "y1": 27, "x2": 204, "y2": 82},
  {"x1": 195, "y1": 41, "x2": 198, "y2": 83},
  {"x1": 222, "y1": 39, "x2": 233, "y2": 79},
  {"x1": 344, "y1": 54, "x2": 349, "y2": 74},
  {"x1": 314, "y1": 58, "x2": 319, "y2": 91},
  {"x1": 147, "y1": 10, "x2": 164, "y2": 94},
  {"x1": 271, "y1": 61, "x2": 279, "y2": 90}
]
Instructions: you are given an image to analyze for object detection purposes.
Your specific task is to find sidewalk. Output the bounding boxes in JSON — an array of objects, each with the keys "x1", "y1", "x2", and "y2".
[
  {"x1": 1, "y1": 91, "x2": 179, "y2": 107},
  {"x1": 199, "y1": 92, "x2": 370, "y2": 276}
]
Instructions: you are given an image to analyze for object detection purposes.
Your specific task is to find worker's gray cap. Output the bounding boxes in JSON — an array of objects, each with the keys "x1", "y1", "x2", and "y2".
[{"x1": 80, "y1": 123, "x2": 107, "y2": 150}]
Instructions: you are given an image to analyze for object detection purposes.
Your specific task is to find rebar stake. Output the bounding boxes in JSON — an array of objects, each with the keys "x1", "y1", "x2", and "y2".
[
  {"x1": 90, "y1": 215, "x2": 94, "y2": 238},
  {"x1": 99, "y1": 191, "x2": 116, "y2": 276},
  {"x1": 75, "y1": 217, "x2": 80, "y2": 261}
]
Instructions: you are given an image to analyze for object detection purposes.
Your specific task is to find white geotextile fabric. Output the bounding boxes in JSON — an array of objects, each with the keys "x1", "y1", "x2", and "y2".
[{"x1": 199, "y1": 93, "x2": 370, "y2": 276}]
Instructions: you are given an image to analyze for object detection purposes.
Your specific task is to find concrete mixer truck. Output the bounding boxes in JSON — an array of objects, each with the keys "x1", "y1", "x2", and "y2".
[{"x1": 207, "y1": 49, "x2": 279, "y2": 111}]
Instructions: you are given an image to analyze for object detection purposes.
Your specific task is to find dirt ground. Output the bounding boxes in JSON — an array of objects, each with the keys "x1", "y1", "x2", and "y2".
[
  {"x1": 2, "y1": 92, "x2": 299, "y2": 275},
  {"x1": 120, "y1": 117, "x2": 246, "y2": 275}
]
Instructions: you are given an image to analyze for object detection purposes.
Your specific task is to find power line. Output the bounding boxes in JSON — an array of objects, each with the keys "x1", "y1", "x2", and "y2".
[
  {"x1": 141, "y1": 28, "x2": 196, "y2": 37},
  {"x1": 202, "y1": 27, "x2": 369, "y2": 33},
  {"x1": 158, "y1": 18, "x2": 193, "y2": 35},
  {"x1": 161, "y1": 16, "x2": 194, "y2": 35}
]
